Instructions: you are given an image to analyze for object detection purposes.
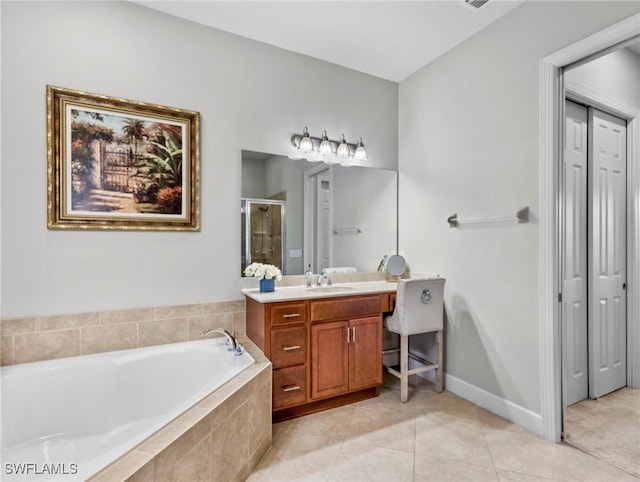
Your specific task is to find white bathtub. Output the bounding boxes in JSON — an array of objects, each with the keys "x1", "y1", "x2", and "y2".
[{"x1": 1, "y1": 337, "x2": 255, "y2": 481}]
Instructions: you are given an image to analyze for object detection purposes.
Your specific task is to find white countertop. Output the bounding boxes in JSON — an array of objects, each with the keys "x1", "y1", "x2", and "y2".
[{"x1": 242, "y1": 280, "x2": 399, "y2": 303}]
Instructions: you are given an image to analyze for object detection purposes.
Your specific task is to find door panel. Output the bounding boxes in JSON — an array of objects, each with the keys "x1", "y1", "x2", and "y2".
[
  {"x1": 563, "y1": 100, "x2": 589, "y2": 406},
  {"x1": 349, "y1": 316, "x2": 383, "y2": 390},
  {"x1": 316, "y1": 175, "x2": 332, "y2": 273},
  {"x1": 588, "y1": 107, "x2": 627, "y2": 399},
  {"x1": 311, "y1": 320, "x2": 349, "y2": 399}
]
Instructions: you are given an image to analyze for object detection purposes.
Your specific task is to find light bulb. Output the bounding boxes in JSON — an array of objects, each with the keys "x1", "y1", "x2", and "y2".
[
  {"x1": 353, "y1": 137, "x2": 367, "y2": 162},
  {"x1": 298, "y1": 126, "x2": 314, "y2": 152},
  {"x1": 336, "y1": 133, "x2": 351, "y2": 159},
  {"x1": 318, "y1": 130, "x2": 334, "y2": 156}
]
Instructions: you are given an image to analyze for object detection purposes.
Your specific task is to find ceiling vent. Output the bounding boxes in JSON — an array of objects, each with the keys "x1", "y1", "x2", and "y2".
[{"x1": 464, "y1": 0, "x2": 490, "y2": 9}]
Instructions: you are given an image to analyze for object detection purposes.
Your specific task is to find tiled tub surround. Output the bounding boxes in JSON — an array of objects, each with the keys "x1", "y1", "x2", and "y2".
[
  {"x1": 90, "y1": 338, "x2": 272, "y2": 482},
  {"x1": 0, "y1": 300, "x2": 246, "y2": 366},
  {"x1": 2, "y1": 335, "x2": 272, "y2": 482}
]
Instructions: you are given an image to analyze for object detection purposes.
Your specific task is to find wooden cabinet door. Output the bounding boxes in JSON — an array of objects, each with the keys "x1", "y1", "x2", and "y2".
[
  {"x1": 349, "y1": 316, "x2": 383, "y2": 391},
  {"x1": 311, "y1": 320, "x2": 349, "y2": 399}
]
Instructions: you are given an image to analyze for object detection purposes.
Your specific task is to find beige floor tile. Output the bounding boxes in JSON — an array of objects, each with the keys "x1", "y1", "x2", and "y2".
[
  {"x1": 285, "y1": 405, "x2": 356, "y2": 437},
  {"x1": 564, "y1": 388, "x2": 640, "y2": 478},
  {"x1": 270, "y1": 422, "x2": 284, "y2": 440},
  {"x1": 476, "y1": 407, "x2": 529, "y2": 435},
  {"x1": 414, "y1": 454, "x2": 499, "y2": 482},
  {"x1": 327, "y1": 441, "x2": 413, "y2": 482},
  {"x1": 565, "y1": 430, "x2": 640, "y2": 477},
  {"x1": 415, "y1": 390, "x2": 482, "y2": 429},
  {"x1": 415, "y1": 414, "x2": 494, "y2": 466},
  {"x1": 496, "y1": 469, "x2": 563, "y2": 481},
  {"x1": 485, "y1": 429, "x2": 637, "y2": 481},
  {"x1": 271, "y1": 426, "x2": 343, "y2": 456},
  {"x1": 345, "y1": 406, "x2": 416, "y2": 453},
  {"x1": 250, "y1": 385, "x2": 637, "y2": 482},
  {"x1": 356, "y1": 386, "x2": 417, "y2": 415},
  {"x1": 271, "y1": 419, "x2": 291, "y2": 439},
  {"x1": 248, "y1": 445, "x2": 338, "y2": 481}
]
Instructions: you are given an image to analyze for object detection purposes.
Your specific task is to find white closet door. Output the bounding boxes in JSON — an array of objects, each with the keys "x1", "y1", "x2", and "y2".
[
  {"x1": 563, "y1": 101, "x2": 589, "y2": 406},
  {"x1": 588, "y1": 107, "x2": 627, "y2": 399},
  {"x1": 315, "y1": 172, "x2": 332, "y2": 273}
]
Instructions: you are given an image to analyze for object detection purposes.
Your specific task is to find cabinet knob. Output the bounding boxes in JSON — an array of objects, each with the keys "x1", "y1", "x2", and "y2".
[
  {"x1": 282, "y1": 345, "x2": 301, "y2": 351},
  {"x1": 283, "y1": 313, "x2": 301, "y2": 318}
]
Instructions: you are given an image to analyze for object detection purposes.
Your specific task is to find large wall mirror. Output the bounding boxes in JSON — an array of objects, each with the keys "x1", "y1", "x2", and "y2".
[{"x1": 241, "y1": 150, "x2": 397, "y2": 276}]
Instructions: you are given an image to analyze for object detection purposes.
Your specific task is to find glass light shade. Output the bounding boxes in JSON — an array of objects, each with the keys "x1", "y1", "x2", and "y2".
[
  {"x1": 353, "y1": 137, "x2": 367, "y2": 162},
  {"x1": 336, "y1": 133, "x2": 351, "y2": 159},
  {"x1": 318, "y1": 130, "x2": 334, "y2": 156},
  {"x1": 298, "y1": 126, "x2": 314, "y2": 152}
]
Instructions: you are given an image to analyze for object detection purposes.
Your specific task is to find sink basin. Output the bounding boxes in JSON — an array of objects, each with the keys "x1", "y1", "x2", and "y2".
[{"x1": 306, "y1": 286, "x2": 355, "y2": 293}]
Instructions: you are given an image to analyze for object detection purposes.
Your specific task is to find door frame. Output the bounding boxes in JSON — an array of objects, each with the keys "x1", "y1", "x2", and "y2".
[{"x1": 539, "y1": 13, "x2": 640, "y2": 442}]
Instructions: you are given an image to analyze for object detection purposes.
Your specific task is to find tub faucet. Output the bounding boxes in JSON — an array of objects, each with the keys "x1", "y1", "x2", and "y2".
[{"x1": 201, "y1": 328, "x2": 242, "y2": 355}]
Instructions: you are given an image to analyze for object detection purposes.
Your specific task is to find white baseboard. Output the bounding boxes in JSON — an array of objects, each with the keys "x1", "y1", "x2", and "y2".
[{"x1": 445, "y1": 374, "x2": 543, "y2": 436}]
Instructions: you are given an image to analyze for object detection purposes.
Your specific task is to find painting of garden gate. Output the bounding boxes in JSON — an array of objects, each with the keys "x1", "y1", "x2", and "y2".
[
  {"x1": 47, "y1": 86, "x2": 200, "y2": 231},
  {"x1": 70, "y1": 110, "x2": 183, "y2": 214}
]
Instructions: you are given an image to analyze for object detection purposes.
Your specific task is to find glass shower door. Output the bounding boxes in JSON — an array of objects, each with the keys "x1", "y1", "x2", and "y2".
[{"x1": 241, "y1": 199, "x2": 285, "y2": 275}]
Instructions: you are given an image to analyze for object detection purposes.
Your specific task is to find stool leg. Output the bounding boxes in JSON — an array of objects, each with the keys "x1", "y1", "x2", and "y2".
[
  {"x1": 435, "y1": 329, "x2": 444, "y2": 393},
  {"x1": 400, "y1": 334, "x2": 409, "y2": 402}
]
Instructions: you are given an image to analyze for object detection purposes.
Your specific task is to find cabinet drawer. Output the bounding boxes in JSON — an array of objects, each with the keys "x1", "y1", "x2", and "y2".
[
  {"x1": 271, "y1": 302, "x2": 307, "y2": 326},
  {"x1": 273, "y1": 365, "x2": 307, "y2": 409},
  {"x1": 271, "y1": 325, "x2": 307, "y2": 369},
  {"x1": 311, "y1": 295, "x2": 381, "y2": 321}
]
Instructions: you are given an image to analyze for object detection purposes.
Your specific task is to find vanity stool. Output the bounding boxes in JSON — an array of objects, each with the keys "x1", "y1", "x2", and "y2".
[{"x1": 383, "y1": 278, "x2": 445, "y2": 402}]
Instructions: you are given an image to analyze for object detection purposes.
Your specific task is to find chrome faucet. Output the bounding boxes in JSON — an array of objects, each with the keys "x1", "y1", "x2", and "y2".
[
  {"x1": 304, "y1": 265, "x2": 314, "y2": 288},
  {"x1": 201, "y1": 328, "x2": 242, "y2": 355},
  {"x1": 317, "y1": 274, "x2": 327, "y2": 287}
]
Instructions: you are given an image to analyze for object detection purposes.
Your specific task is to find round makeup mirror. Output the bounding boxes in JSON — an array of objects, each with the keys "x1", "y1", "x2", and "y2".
[{"x1": 386, "y1": 255, "x2": 406, "y2": 277}]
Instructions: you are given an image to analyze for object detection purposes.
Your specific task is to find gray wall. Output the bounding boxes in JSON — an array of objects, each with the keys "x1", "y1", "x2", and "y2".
[
  {"x1": 398, "y1": 1, "x2": 639, "y2": 414},
  {"x1": 332, "y1": 166, "x2": 397, "y2": 272},
  {"x1": 0, "y1": 1, "x2": 398, "y2": 318},
  {"x1": 264, "y1": 155, "x2": 305, "y2": 275},
  {"x1": 566, "y1": 47, "x2": 640, "y2": 109},
  {"x1": 241, "y1": 158, "x2": 266, "y2": 199}
]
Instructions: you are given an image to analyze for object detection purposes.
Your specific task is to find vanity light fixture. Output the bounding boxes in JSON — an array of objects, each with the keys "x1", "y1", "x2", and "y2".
[{"x1": 290, "y1": 128, "x2": 367, "y2": 166}]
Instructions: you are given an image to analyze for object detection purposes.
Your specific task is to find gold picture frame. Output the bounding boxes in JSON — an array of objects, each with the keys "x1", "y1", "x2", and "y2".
[{"x1": 47, "y1": 85, "x2": 200, "y2": 231}]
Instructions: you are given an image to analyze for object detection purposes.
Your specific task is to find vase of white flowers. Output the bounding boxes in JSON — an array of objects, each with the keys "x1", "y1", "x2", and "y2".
[{"x1": 244, "y1": 262, "x2": 283, "y2": 292}]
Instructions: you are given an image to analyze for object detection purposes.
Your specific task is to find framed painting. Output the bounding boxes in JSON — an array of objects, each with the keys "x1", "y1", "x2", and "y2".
[{"x1": 47, "y1": 85, "x2": 200, "y2": 230}]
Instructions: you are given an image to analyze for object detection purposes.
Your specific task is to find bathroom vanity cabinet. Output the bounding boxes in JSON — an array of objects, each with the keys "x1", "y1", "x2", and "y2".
[{"x1": 245, "y1": 289, "x2": 393, "y2": 421}]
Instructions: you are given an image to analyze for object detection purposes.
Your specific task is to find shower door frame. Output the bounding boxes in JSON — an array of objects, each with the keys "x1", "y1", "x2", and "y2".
[{"x1": 242, "y1": 198, "x2": 287, "y2": 274}]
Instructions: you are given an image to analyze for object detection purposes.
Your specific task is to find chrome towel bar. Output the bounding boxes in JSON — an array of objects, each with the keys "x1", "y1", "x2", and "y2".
[{"x1": 447, "y1": 206, "x2": 529, "y2": 227}]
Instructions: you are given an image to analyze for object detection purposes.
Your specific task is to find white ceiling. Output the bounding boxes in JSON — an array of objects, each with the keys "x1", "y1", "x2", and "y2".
[{"x1": 135, "y1": 0, "x2": 525, "y2": 82}]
